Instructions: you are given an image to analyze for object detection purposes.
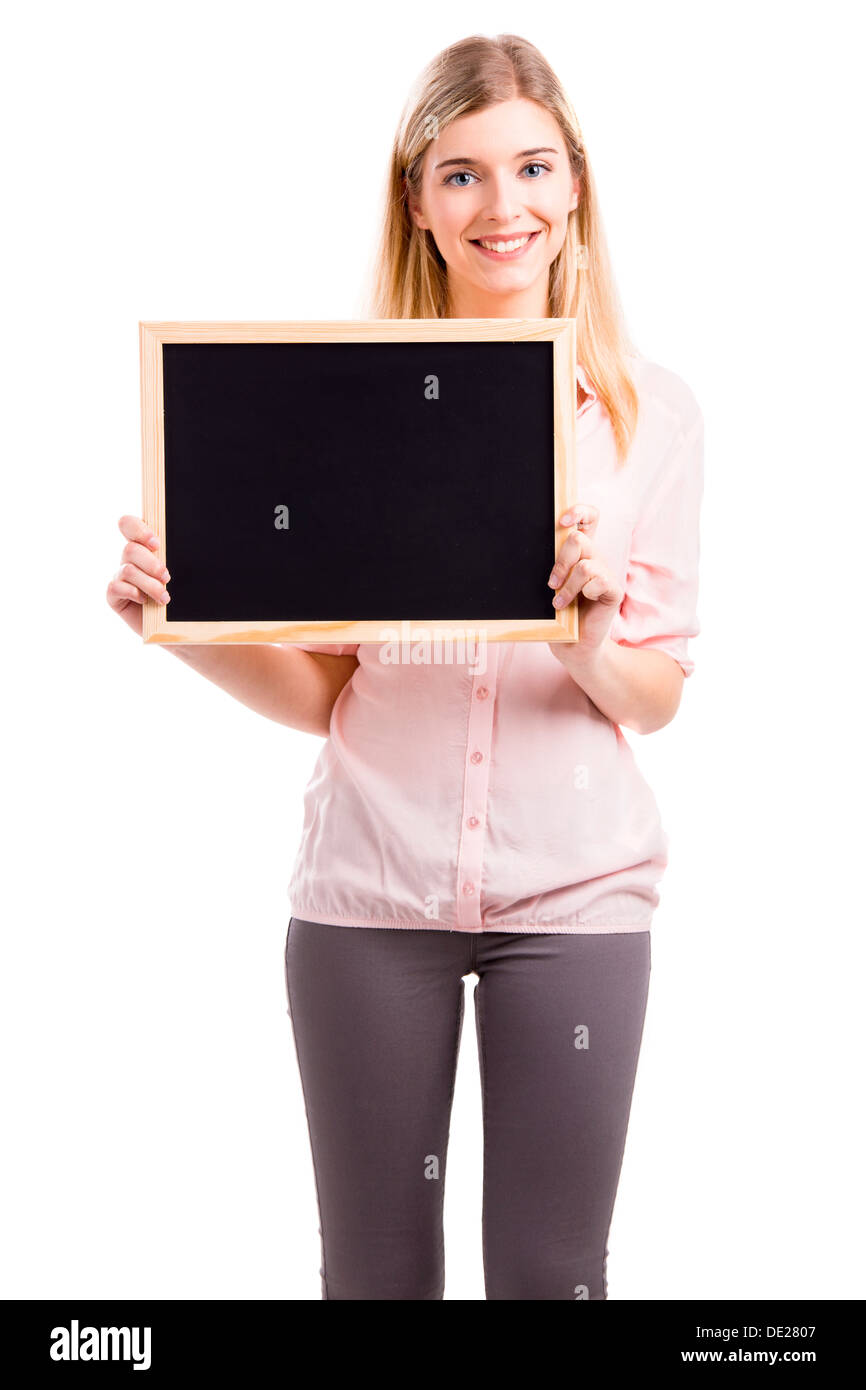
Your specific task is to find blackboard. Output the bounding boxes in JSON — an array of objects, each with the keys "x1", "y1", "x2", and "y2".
[{"x1": 139, "y1": 320, "x2": 579, "y2": 645}]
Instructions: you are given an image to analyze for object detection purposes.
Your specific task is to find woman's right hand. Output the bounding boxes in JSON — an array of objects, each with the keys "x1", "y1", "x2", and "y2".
[{"x1": 106, "y1": 515, "x2": 171, "y2": 636}]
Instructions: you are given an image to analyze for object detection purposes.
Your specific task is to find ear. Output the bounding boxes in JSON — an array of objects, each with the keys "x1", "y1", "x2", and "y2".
[{"x1": 405, "y1": 186, "x2": 428, "y2": 232}]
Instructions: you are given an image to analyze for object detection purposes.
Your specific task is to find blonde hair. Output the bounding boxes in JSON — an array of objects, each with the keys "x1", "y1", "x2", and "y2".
[{"x1": 363, "y1": 33, "x2": 640, "y2": 465}]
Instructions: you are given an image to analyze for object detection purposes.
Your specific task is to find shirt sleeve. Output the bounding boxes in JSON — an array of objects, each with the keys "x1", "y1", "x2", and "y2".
[
  {"x1": 608, "y1": 406, "x2": 704, "y2": 677},
  {"x1": 286, "y1": 642, "x2": 360, "y2": 657}
]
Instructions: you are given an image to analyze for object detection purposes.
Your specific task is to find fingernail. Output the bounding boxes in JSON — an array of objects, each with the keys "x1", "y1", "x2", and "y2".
[
  {"x1": 553, "y1": 593, "x2": 566, "y2": 607},
  {"x1": 561, "y1": 512, "x2": 572, "y2": 525},
  {"x1": 148, "y1": 535, "x2": 159, "y2": 549},
  {"x1": 160, "y1": 591, "x2": 170, "y2": 604},
  {"x1": 162, "y1": 568, "x2": 170, "y2": 581},
  {"x1": 548, "y1": 570, "x2": 559, "y2": 588}
]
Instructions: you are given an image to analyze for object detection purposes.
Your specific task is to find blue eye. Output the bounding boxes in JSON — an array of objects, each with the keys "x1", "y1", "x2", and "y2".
[{"x1": 443, "y1": 161, "x2": 552, "y2": 187}]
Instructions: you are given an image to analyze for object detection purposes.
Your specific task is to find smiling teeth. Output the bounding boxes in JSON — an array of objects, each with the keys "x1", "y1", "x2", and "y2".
[{"x1": 478, "y1": 234, "x2": 533, "y2": 253}]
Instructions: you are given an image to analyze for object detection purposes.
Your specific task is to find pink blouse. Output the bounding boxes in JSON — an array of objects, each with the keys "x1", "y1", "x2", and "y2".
[{"x1": 285, "y1": 354, "x2": 704, "y2": 934}]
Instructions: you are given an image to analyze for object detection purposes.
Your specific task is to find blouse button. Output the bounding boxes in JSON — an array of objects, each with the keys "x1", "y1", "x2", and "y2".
[
  {"x1": 470, "y1": 750, "x2": 483, "y2": 764},
  {"x1": 462, "y1": 881, "x2": 475, "y2": 895},
  {"x1": 475, "y1": 686, "x2": 490, "y2": 700},
  {"x1": 467, "y1": 815, "x2": 480, "y2": 828}
]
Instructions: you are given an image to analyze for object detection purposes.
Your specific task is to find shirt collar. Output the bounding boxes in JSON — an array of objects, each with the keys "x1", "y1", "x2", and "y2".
[{"x1": 576, "y1": 362, "x2": 598, "y2": 419}]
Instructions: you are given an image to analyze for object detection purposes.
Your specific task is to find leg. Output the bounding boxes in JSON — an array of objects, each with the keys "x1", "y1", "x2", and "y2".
[
  {"x1": 283, "y1": 918, "x2": 471, "y2": 1299},
  {"x1": 474, "y1": 930, "x2": 651, "y2": 1300}
]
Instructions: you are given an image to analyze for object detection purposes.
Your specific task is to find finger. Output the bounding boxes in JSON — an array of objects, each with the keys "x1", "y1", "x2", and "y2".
[
  {"x1": 122, "y1": 537, "x2": 170, "y2": 583},
  {"x1": 548, "y1": 529, "x2": 593, "y2": 588},
  {"x1": 119, "y1": 514, "x2": 161, "y2": 553},
  {"x1": 107, "y1": 577, "x2": 148, "y2": 606},
  {"x1": 558, "y1": 503, "x2": 599, "y2": 537},
  {"x1": 579, "y1": 570, "x2": 616, "y2": 602},
  {"x1": 553, "y1": 560, "x2": 620, "y2": 608},
  {"x1": 114, "y1": 563, "x2": 170, "y2": 605}
]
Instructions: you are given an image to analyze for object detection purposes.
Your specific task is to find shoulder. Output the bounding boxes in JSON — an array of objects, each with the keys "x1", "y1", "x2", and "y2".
[
  {"x1": 616, "y1": 356, "x2": 704, "y2": 516},
  {"x1": 627, "y1": 353, "x2": 703, "y2": 442}
]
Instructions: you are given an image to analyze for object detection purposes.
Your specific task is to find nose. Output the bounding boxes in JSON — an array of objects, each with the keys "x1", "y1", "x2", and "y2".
[{"x1": 479, "y1": 174, "x2": 528, "y2": 227}]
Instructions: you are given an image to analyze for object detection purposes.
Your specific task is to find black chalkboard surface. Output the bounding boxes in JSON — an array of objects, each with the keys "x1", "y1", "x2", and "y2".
[{"x1": 139, "y1": 320, "x2": 579, "y2": 644}]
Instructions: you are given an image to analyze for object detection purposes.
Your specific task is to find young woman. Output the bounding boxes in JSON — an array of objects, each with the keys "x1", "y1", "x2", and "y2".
[{"x1": 108, "y1": 34, "x2": 703, "y2": 1300}]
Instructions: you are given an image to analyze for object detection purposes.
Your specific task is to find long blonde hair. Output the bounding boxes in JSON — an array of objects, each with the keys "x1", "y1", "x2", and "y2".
[{"x1": 363, "y1": 33, "x2": 640, "y2": 465}]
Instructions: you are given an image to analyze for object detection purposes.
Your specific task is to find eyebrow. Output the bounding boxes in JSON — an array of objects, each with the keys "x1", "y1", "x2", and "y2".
[{"x1": 433, "y1": 147, "x2": 559, "y2": 171}]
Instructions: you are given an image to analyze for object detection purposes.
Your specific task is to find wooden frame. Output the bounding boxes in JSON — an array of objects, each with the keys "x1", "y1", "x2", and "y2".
[{"x1": 140, "y1": 318, "x2": 579, "y2": 644}]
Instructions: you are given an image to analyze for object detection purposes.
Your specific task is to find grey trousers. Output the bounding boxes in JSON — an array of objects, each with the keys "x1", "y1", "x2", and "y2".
[{"x1": 283, "y1": 916, "x2": 651, "y2": 1300}]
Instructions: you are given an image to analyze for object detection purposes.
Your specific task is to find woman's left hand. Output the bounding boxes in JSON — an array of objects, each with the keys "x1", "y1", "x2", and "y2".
[{"x1": 546, "y1": 504, "x2": 623, "y2": 663}]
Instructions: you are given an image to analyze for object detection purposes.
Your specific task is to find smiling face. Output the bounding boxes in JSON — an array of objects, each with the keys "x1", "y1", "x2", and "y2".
[{"x1": 409, "y1": 97, "x2": 580, "y2": 319}]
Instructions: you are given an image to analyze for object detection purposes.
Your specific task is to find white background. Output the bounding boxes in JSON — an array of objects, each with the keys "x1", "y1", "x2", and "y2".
[{"x1": 2, "y1": 0, "x2": 863, "y2": 1299}]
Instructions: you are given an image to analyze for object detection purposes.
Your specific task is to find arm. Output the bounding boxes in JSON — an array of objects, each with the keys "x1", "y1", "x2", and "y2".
[
  {"x1": 164, "y1": 644, "x2": 357, "y2": 737},
  {"x1": 547, "y1": 492, "x2": 695, "y2": 734},
  {"x1": 554, "y1": 637, "x2": 684, "y2": 734},
  {"x1": 108, "y1": 516, "x2": 356, "y2": 736}
]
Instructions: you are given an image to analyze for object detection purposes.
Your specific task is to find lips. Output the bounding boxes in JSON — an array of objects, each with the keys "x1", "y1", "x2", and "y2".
[{"x1": 469, "y1": 229, "x2": 542, "y2": 259}]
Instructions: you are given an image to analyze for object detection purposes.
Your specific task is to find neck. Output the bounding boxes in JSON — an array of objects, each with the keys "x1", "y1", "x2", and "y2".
[{"x1": 445, "y1": 274, "x2": 551, "y2": 320}]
